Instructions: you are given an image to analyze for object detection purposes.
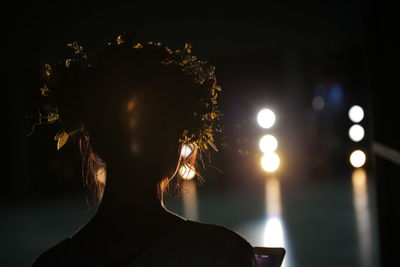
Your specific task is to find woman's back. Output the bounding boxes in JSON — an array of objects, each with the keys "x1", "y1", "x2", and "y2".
[{"x1": 33, "y1": 219, "x2": 256, "y2": 267}]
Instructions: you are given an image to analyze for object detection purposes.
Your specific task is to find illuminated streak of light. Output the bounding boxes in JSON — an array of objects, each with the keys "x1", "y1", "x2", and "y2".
[
  {"x1": 264, "y1": 176, "x2": 289, "y2": 267},
  {"x1": 352, "y1": 168, "x2": 373, "y2": 267},
  {"x1": 182, "y1": 180, "x2": 198, "y2": 221},
  {"x1": 264, "y1": 176, "x2": 285, "y2": 247},
  {"x1": 264, "y1": 217, "x2": 285, "y2": 248},
  {"x1": 265, "y1": 176, "x2": 282, "y2": 216}
]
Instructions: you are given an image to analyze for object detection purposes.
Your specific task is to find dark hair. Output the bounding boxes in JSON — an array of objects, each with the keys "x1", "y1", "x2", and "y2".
[{"x1": 30, "y1": 35, "x2": 222, "y2": 201}]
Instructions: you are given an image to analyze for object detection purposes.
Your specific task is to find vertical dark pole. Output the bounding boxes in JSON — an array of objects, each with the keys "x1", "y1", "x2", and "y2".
[{"x1": 364, "y1": 1, "x2": 400, "y2": 266}]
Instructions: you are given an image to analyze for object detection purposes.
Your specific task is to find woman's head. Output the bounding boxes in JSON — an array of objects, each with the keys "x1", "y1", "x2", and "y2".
[{"x1": 32, "y1": 35, "x2": 222, "y2": 200}]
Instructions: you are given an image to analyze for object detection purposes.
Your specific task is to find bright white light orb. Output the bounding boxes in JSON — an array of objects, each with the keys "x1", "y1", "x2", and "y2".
[
  {"x1": 348, "y1": 105, "x2": 364, "y2": 123},
  {"x1": 349, "y1": 124, "x2": 365, "y2": 142},
  {"x1": 259, "y1": 135, "x2": 278, "y2": 153},
  {"x1": 180, "y1": 144, "x2": 194, "y2": 158},
  {"x1": 179, "y1": 164, "x2": 196, "y2": 180},
  {"x1": 264, "y1": 217, "x2": 285, "y2": 247},
  {"x1": 350, "y1": 150, "x2": 366, "y2": 168},
  {"x1": 261, "y1": 152, "x2": 281, "y2": 173},
  {"x1": 257, "y1": 108, "x2": 276, "y2": 129}
]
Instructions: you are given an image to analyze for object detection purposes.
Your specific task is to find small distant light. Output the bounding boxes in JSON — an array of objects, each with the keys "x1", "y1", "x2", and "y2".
[
  {"x1": 179, "y1": 164, "x2": 196, "y2": 180},
  {"x1": 259, "y1": 135, "x2": 278, "y2": 153},
  {"x1": 348, "y1": 105, "x2": 364, "y2": 123},
  {"x1": 180, "y1": 144, "x2": 194, "y2": 158},
  {"x1": 127, "y1": 99, "x2": 136, "y2": 112},
  {"x1": 261, "y1": 153, "x2": 281, "y2": 173},
  {"x1": 329, "y1": 83, "x2": 344, "y2": 105},
  {"x1": 257, "y1": 108, "x2": 276, "y2": 129},
  {"x1": 349, "y1": 124, "x2": 365, "y2": 142},
  {"x1": 312, "y1": 96, "x2": 325, "y2": 110},
  {"x1": 350, "y1": 150, "x2": 366, "y2": 168}
]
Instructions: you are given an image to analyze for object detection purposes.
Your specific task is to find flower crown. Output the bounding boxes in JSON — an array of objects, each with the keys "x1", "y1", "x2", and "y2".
[{"x1": 28, "y1": 34, "x2": 222, "y2": 154}]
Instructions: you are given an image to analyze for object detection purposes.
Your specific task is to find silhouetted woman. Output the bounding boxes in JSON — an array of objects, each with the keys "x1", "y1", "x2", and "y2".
[{"x1": 31, "y1": 35, "x2": 256, "y2": 266}]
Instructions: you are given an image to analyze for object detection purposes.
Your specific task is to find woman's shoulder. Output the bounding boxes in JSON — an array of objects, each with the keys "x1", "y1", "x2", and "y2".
[
  {"x1": 32, "y1": 220, "x2": 256, "y2": 266},
  {"x1": 162, "y1": 220, "x2": 256, "y2": 266},
  {"x1": 183, "y1": 220, "x2": 252, "y2": 246},
  {"x1": 176, "y1": 219, "x2": 255, "y2": 257},
  {"x1": 32, "y1": 238, "x2": 71, "y2": 267}
]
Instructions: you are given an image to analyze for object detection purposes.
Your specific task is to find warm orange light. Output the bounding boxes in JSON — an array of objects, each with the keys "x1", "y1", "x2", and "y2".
[
  {"x1": 351, "y1": 168, "x2": 373, "y2": 266},
  {"x1": 352, "y1": 168, "x2": 366, "y2": 188},
  {"x1": 179, "y1": 164, "x2": 196, "y2": 180},
  {"x1": 266, "y1": 176, "x2": 282, "y2": 216},
  {"x1": 350, "y1": 150, "x2": 366, "y2": 168},
  {"x1": 96, "y1": 168, "x2": 106, "y2": 184},
  {"x1": 261, "y1": 153, "x2": 281, "y2": 173},
  {"x1": 127, "y1": 99, "x2": 136, "y2": 112}
]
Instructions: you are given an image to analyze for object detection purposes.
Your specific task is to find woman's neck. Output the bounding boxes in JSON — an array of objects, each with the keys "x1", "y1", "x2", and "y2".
[
  {"x1": 91, "y1": 162, "x2": 174, "y2": 224},
  {"x1": 71, "y1": 166, "x2": 185, "y2": 266}
]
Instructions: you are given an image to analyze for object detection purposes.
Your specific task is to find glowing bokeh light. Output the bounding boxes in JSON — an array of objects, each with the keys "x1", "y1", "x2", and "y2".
[
  {"x1": 350, "y1": 150, "x2": 366, "y2": 168},
  {"x1": 179, "y1": 164, "x2": 196, "y2": 180},
  {"x1": 348, "y1": 105, "x2": 364, "y2": 123},
  {"x1": 257, "y1": 108, "x2": 276, "y2": 129},
  {"x1": 261, "y1": 153, "x2": 280, "y2": 173},
  {"x1": 264, "y1": 217, "x2": 285, "y2": 247},
  {"x1": 312, "y1": 96, "x2": 325, "y2": 110},
  {"x1": 259, "y1": 135, "x2": 278, "y2": 153},
  {"x1": 349, "y1": 124, "x2": 365, "y2": 142},
  {"x1": 96, "y1": 168, "x2": 106, "y2": 184},
  {"x1": 180, "y1": 144, "x2": 194, "y2": 158}
]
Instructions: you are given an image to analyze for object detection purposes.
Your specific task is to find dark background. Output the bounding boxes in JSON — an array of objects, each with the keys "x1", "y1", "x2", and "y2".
[{"x1": 3, "y1": 1, "x2": 399, "y2": 267}]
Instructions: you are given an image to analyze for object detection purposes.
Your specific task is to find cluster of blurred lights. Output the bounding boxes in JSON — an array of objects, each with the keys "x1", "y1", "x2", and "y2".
[
  {"x1": 257, "y1": 108, "x2": 280, "y2": 173},
  {"x1": 348, "y1": 105, "x2": 366, "y2": 168},
  {"x1": 179, "y1": 144, "x2": 196, "y2": 180}
]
